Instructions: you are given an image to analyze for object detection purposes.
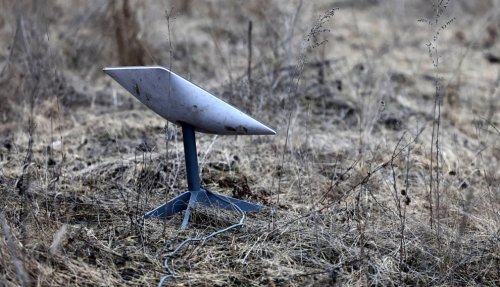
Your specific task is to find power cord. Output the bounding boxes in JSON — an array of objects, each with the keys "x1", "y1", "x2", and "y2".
[{"x1": 157, "y1": 193, "x2": 246, "y2": 286}]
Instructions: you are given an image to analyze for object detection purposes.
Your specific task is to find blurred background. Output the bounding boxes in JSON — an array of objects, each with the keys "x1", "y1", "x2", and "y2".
[{"x1": 0, "y1": 0, "x2": 499, "y2": 286}]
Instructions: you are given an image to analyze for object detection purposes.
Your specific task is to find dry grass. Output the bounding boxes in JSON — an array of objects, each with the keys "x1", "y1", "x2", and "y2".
[{"x1": 1, "y1": 0, "x2": 499, "y2": 286}]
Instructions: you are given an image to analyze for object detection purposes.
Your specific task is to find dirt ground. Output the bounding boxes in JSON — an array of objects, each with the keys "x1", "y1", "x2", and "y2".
[{"x1": 1, "y1": 0, "x2": 499, "y2": 286}]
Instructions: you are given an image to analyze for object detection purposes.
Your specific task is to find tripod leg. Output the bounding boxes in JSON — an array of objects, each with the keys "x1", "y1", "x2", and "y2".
[
  {"x1": 199, "y1": 189, "x2": 263, "y2": 212},
  {"x1": 180, "y1": 190, "x2": 203, "y2": 229},
  {"x1": 144, "y1": 189, "x2": 265, "y2": 227},
  {"x1": 143, "y1": 191, "x2": 191, "y2": 219}
]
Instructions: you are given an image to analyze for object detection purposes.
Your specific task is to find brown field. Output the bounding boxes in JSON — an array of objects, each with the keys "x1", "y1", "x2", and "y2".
[{"x1": 1, "y1": 0, "x2": 499, "y2": 286}]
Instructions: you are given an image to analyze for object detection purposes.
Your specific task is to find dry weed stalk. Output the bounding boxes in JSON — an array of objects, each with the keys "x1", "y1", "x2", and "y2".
[
  {"x1": 419, "y1": 0, "x2": 455, "y2": 240},
  {"x1": 276, "y1": 6, "x2": 339, "y2": 219},
  {"x1": 1, "y1": 213, "x2": 29, "y2": 287}
]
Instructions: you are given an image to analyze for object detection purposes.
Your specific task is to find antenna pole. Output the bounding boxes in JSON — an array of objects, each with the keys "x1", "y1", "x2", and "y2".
[
  {"x1": 180, "y1": 123, "x2": 201, "y2": 229},
  {"x1": 181, "y1": 123, "x2": 200, "y2": 191},
  {"x1": 143, "y1": 123, "x2": 263, "y2": 228}
]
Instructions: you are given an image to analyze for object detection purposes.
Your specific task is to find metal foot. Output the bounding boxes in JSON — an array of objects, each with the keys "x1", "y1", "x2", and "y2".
[
  {"x1": 143, "y1": 191, "x2": 191, "y2": 219},
  {"x1": 203, "y1": 189, "x2": 263, "y2": 212},
  {"x1": 143, "y1": 189, "x2": 263, "y2": 228}
]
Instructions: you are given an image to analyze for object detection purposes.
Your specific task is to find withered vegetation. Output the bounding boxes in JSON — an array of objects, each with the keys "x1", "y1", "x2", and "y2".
[{"x1": 1, "y1": 0, "x2": 499, "y2": 286}]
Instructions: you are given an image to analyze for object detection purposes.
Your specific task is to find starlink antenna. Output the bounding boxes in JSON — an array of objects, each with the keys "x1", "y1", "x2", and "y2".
[{"x1": 104, "y1": 66, "x2": 275, "y2": 229}]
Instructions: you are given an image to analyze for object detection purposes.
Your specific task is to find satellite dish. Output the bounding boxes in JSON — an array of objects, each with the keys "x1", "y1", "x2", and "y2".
[
  {"x1": 104, "y1": 66, "x2": 275, "y2": 229},
  {"x1": 103, "y1": 66, "x2": 275, "y2": 135}
]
